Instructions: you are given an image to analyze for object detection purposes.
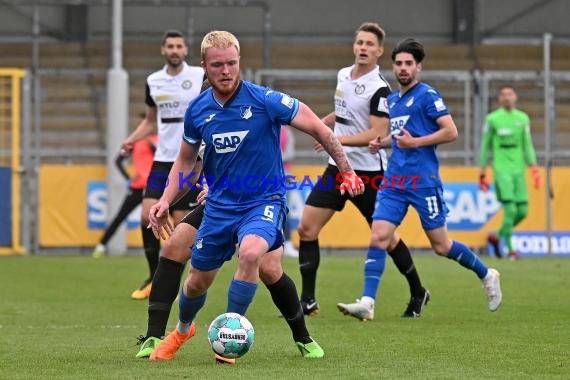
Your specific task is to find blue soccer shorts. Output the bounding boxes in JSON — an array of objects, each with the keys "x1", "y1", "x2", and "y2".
[
  {"x1": 372, "y1": 187, "x2": 449, "y2": 231},
  {"x1": 190, "y1": 200, "x2": 286, "y2": 271}
]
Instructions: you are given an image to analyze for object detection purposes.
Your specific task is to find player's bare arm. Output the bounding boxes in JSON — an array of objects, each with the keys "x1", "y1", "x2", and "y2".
[
  {"x1": 149, "y1": 141, "x2": 199, "y2": 239},
  {"x1": 121, "y1": 106, "x2": 158, "y2": 153},
  {"x1": 320, "y1": 111, "x2": 336, "y2": 128},
  {"x1": 291, "y1": 102, "x2": 364, "y2": 196},
  {"x1": 394, "y1": 114, "x2": 458, "y2": 149},
  {"x1": 169, "y1": 159, "x2": 203, "y2": 208},
  {"x1": 369, "y1": 133, "x2": 393, "y2": 154},
  {"x1": 313, "y1": 111, "x2": 335, "y2": 151},
  {"x1": 369, "y1": 115, "x2": 394, "y2": 153},
  {"x1": 340, "y1": 114, "x2": 388, "y2": 147}
]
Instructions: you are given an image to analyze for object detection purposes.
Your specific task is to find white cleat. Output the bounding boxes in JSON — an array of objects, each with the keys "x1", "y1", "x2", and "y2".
[
  {"x1": 337, "y1": 299, "x2": 374, "y2": 321},
  {"x1": 482, "y1": 268, "x2": 502, "y2": 312}
]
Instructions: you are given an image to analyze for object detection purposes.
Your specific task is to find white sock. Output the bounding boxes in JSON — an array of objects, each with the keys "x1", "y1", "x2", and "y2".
[
  {"x1": 482, "y1": 269, "x2": 494, "y2": 281},
  {"x1": 360, "y1": 296, "x2": 375, "y2": 308}
]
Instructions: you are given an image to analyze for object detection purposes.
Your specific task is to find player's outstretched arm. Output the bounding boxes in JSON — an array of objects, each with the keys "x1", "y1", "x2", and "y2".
[
  {"x1": 149, "y1": 141, "x2": 199, "y2": 239},
  {"x1": 320, "y1": 111, "x2": 336, "y2": 128},
  {"x1": 290, "y1": 102, "x2": 364, "y2": 197}
]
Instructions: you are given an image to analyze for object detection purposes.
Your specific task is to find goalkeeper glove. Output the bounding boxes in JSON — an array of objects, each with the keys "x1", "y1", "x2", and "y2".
[
  {"x1": 530, "y1": 165, "x2": 541, "y2": 189},
  {"x1": 479, "y1": 173, "x2": 490, "y2": 192}
]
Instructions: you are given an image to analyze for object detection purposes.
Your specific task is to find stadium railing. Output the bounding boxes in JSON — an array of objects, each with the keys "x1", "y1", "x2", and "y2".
[{"x1": 0, "y1": 68, "x2": 27, "y2": 255}]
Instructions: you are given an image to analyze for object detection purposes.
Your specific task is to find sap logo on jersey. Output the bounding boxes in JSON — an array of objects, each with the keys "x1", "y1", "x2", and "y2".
[
  {"x1": 87, "y1": 181, "x2": 140, "y2": 229},
  {"x1": 212, "y1": 130, "x2": 249, "y2": 153},
  {"x1": 390, "y1": 115, "x2": 410, "y2": 136},
  {"x1": 443, "y1": 182, "x2": 501, "y2": 231}
]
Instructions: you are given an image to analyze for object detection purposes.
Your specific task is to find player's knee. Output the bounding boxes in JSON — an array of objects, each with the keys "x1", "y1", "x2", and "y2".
[
  {"x1": 386, "y1": 235, "x2": 401, "y2": 251},
  {"x1": 140, "y1": 213, "x2": 150, "y2": 226},
  {"x1": 238, "y1": 248, "x2": 261, "y2": 268},
  {"x1": 161, "y1": 237, "x2": 190, "y2": 263},
  {"x1": 370, "y1": 229, "x2": 391, "y2": 250},
  {"x1": 183, "y1": 274, "x2": 208, "y2": 295},
  {"x1": 432, "y1": 241, "x2": 452, "y2": 256},
  {"x1": 297, "y1": 220, "x2": 319, "y2": 240}
]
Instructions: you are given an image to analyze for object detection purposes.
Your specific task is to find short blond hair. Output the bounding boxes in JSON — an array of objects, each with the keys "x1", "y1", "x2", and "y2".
[{"x1": 201, "y1": 31, "x2": 240, "y2": 60}]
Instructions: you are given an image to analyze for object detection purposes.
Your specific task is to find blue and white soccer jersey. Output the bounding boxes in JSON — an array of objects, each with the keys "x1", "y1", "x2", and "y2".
[
  {"x1": 373, "y1": 82, "x2": 451, "y2": 230},
  {"x1": 183, "y1": 80, "x2": 299, "y2": 270}
]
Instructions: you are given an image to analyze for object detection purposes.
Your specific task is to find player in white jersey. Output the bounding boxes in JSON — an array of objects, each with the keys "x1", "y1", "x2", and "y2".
[
  {"x1": 121, "y1": 30, "x2": 204, "y2": 300},
  {"x1": 297, "y1": 22, "x2": 430, "y2": 319}
]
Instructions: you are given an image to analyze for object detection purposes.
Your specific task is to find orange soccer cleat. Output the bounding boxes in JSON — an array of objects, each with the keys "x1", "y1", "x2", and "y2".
[
  {"x1": 149, "y1": 323, "x2": 196, "y2": 360},
  {"x1": 131, "y1": 279, "x2": 152, "y2": 300}
]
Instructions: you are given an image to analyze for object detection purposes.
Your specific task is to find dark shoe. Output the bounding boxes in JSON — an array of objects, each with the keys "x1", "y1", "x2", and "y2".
[
  {"x1": 300, "y1": 298, "x2": 320, "y2": 316},
  {"x1": 401, "y1": 289, "x2": 430, "y2": 318}
]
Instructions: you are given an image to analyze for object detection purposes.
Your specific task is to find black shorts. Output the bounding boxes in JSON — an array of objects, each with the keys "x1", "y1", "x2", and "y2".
[
  {"x1": 304, "y1": 164, "x2": 382, "y2": 225},
  {"x1": 143, "y1": 161, "x2": 200, "y2": 211},
  {"x1": 180, "y1": 204, "x2": 205, "y2": 229}
]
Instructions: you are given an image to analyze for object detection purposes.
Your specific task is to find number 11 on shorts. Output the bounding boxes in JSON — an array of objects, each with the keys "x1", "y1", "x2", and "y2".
[{"x1": 425, "y1": 196, "x2": 439, "y2": 220}]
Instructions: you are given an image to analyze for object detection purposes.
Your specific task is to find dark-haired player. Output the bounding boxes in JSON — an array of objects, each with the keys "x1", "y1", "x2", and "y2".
[
  {"x1": 338, "y1": 38, "x2": 502, "y2": 317},
  {"x1": 120, "y1": 30, "x2": 204, "y2": 299},
  {"x1": 296, "y1": 22, "x2": 429, "y2": 320}
]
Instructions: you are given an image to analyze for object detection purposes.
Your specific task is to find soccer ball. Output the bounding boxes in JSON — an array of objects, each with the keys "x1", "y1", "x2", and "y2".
[{"x1": 207, "y1": 312, "x2": 254, "y2": 359}]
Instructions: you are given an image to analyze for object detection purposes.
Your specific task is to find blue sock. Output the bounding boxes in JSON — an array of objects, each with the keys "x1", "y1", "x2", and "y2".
[
  {"x1": 362, "y1": 247, "x2": 387, "y2": 299},
  {"x1": 446, "y1": 240, "x2": 488, "y2": 279},
  {"x1": 227, "y1": 279, "x2": 258, "y2": 315},
  {"x1": 178, "y1": 289, "x2": 207, "y2": 324}
]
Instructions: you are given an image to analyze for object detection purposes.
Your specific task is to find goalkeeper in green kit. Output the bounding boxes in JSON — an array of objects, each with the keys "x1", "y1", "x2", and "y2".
[{"x1": 479, "y1": 85, "x2": 541, "y2": 259}]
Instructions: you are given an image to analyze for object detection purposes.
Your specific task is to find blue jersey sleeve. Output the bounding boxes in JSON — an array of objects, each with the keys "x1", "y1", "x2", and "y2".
[
  {"x1": 183, "y1": 106, "x2": 201, "y2": 144},
  {"x1": 423, "y1": 88, "x2": 450, "y2": 121},
  {"x1": 264, "y1": 90, "x2": 300, "y2": 125}
]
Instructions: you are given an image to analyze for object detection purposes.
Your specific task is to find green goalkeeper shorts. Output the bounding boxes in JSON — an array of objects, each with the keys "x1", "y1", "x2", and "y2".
[{"x1": 494, "y1": 171, "x2": 528, "y2": 203}]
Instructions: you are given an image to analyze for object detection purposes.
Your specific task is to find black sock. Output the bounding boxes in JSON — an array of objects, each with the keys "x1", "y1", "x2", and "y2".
[
  {"x1": 298, "y1": 239, "x2": 320, "y2": 301},
  {"x1": 141, "y1": 225, "x2": 161, "y2": 279},
  {"x1": 266, "y1": 273, "x2": 311, "y2": 344},
  {"x1": 146, "y1": 257, "x2": 185, "y2": 338},
  {"x1": 387, "y1": 239, "x2": 424, "y2": 297}
]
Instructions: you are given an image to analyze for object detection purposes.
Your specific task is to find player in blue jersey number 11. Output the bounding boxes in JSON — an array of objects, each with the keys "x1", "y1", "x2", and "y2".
[{"x1": 340, "y1": 38, "x2": 502, "y2": 317}]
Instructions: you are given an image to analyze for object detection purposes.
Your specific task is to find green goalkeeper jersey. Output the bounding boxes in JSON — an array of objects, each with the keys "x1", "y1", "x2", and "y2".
[{"x1": 479, "y1": 107, "x2": 537, "y2": 173}]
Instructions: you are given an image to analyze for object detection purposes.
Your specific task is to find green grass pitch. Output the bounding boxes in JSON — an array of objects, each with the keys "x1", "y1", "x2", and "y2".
[{"x1": 1, "y1": 254, "x2": 569, "y2": 379}]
